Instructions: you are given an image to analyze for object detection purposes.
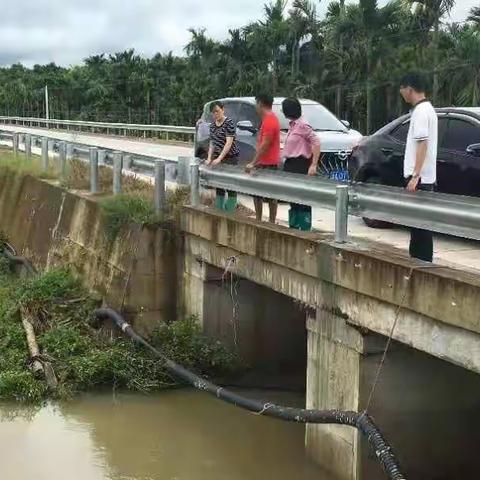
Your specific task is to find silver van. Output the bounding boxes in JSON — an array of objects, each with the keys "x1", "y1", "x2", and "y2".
[{"x1": 195, "y1": 97, "x2": 363, "y2": 180}]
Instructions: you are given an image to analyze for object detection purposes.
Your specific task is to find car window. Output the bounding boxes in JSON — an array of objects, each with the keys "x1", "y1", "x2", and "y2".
[
  {"x1": 223, "y1": 102, "x2": 241, "y2": 125},
  {"x1": 443, "y1": 119, "x2": 480, "y2": 152},
  {"x1": 391, "y1": 121, "x2": 410, "y2": 142},
  {"x1": 238, "y1": 103, "x2": 260, "y2": 128}
]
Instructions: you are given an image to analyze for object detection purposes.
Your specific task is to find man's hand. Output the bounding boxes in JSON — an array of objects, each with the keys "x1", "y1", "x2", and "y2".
[
  {"x1": 406, "y1": 176, "x2": 420, "y2": 192},
  {"x1": 205, "y1": 157, "x2": 212, "y2": 166},
  {"x1": 307, "y1": 164, "x2": 317, "y2": 176},
  {"x1": 245, "y1": 162, "x2": 255, "y2": 174},
  {"x1": 211, "y1": 157, "x2": 222, "y2": 166}
]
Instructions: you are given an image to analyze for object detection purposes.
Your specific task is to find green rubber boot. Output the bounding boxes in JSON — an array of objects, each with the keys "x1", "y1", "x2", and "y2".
[
  {"x1": 215, "y1": 193, "x2": 225, "y2": 210},
  {"x1": 288, "y1": 208, "x2": 298, "y2": 229},
  {"x1": 224, "y1": 195, "x2": 237, "y2": 213},
  {"x1": 297, "y1": 210, "x2": 312, "y2": 231}
]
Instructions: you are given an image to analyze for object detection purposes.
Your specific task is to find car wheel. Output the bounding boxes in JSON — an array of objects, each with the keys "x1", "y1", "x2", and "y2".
[{"x1": 362, "y1": 176, "x2": 393, "y2": 229}]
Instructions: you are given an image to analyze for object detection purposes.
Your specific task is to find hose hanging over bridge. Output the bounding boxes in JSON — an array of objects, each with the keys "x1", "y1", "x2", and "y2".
[{"x1": 94, "y1": 307, "x2": 406, "y2": 480}]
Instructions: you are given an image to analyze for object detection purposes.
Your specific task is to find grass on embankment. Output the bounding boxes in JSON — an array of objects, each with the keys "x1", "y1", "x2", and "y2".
[{"x1": 0, "y1": 263, "x2": 240, "y2": 403}]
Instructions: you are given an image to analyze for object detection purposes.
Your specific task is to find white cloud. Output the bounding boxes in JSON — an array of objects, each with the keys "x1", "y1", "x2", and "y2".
[{"x1": 0, "y1": 0, "x2": 476, "y2": 67}]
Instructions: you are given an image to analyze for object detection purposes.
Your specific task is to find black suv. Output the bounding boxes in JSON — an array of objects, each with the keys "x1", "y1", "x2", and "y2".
[{"x1": 350, "y1": 108, "x2": 480, "y2": 197}]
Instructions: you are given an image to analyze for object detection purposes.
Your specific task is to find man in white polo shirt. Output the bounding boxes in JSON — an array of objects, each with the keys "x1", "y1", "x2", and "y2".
[{"x1": 399, "y1": 72, "x2": 438, "y2": 262}]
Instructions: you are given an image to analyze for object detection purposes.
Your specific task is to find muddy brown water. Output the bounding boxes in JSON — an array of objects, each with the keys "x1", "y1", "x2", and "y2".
[{"x1": 0, "y1": 389, "x2": 331, "y2": 480}]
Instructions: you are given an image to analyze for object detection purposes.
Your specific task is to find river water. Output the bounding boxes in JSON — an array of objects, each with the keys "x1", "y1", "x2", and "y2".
[{"x1": 0, "y1": 389, "x2": 330, "y2": 480}]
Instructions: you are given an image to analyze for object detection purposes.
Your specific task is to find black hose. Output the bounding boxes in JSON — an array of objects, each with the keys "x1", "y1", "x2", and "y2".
[
  {"x1": 94, "y1": 307, "x2": 406, "y2": 480},
  {"x1": 1, "y1": 245, "x2": 36, "y2": 276}
]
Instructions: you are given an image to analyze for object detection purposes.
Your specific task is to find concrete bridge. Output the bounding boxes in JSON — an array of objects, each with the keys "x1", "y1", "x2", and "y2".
[{"x1": 1, "y1": 169, "x2": 480, "y2": 479}]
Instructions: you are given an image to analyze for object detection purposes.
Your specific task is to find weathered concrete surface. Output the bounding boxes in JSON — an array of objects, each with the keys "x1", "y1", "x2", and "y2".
[
  {"x1": 180, "y1": 205, "x2": 480, "y2": 374},
  {"x1": 0, "y1": 171, "x2": 176, "y2": 335},
  {"x1": 180, "y1": 205, "x2": 480, "y2": 480}
]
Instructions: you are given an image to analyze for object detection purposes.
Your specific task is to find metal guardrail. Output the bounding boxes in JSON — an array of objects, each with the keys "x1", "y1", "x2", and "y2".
[
  {"x1": 0, "y1": 116, "x2": 195, "y2": 140},
  {"x1": 2, "y1": 129, "x2": 480, "y2": 243},
  {"x1": 199, "y1": 165, "x2": 480, "y2": 242}
]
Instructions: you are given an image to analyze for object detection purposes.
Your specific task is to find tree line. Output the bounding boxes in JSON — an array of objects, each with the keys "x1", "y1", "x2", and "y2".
[{"x1": 0, "y1": 0, "x2": 479, "y2": 134}]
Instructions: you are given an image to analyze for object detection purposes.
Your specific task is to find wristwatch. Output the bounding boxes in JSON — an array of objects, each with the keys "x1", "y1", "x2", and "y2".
[{"x1": 412, "y1": 173, "x2": 420, "y2": 179}]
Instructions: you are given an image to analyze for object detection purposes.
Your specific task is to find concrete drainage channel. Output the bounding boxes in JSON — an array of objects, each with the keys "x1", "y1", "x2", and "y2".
[{"x1": 0, "y1": 241, "x2": 407, "y2": 480}]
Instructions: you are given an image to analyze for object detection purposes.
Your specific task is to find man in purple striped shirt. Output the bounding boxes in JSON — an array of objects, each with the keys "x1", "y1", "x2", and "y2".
[{"x1": 282, "y1": 97, "x2": 321, "y2": 231}]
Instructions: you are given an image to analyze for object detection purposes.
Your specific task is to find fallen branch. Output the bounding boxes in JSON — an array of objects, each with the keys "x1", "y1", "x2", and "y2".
[{"x1": 20, "y1": 306, "x2": 58, "y2": 389}]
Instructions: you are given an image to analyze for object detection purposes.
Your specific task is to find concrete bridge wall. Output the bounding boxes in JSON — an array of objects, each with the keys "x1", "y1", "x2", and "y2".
[{"x1": 179, "y1": 205, "x2": 480, "y2": 479}]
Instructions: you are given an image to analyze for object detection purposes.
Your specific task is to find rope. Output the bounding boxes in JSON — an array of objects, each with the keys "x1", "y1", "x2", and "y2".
[{"x1": 365, "y1": 266, "x2": 414, "y2": 412}]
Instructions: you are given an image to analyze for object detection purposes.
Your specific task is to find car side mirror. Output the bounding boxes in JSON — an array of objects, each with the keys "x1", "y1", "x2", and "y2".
[
  {"x1": 237, "y1": 120, "x2": 257, "y2": 134},
  {"x1": 466, "y1": 143, "x2": 480, "y2": 157},
  {"x1": 341, "y1": 120, "x2": 350, "y2": 129}
]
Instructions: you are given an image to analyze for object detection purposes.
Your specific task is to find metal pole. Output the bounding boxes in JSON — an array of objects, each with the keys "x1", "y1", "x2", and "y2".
[
  {"x1": 335, "y1": 185, "x2": 349, "y2": 243},
  {"x1": 154, "y1": 159, "x2": 166, "y2": 214},
  {"x1": 113, "y1": 152, "x2": 122, "y2": 195},
  {"x1": 45, "y1": 85, "x2": 49, "y2": 122},
  {"x1": 190, "y1": 162, "x2": 200, "y2": 206},
  {"x1": 25, "y1": 134, "x2": 32, "y2": 160},
  {"x1": 89, "y1": 148, "x2": 99, "y2": 194},
  {"x1": 41, "y1": 137, "x2": 49, "y2": 172},
  {"x1": 12, "y1": 133, "x2": 19, "y2": 157},
  {"x1": 59, "y1": 142, "x2": 67, "y2": 182},
  {"x1": 97, "y1": 149, "x2": 106, "y2": 166}
]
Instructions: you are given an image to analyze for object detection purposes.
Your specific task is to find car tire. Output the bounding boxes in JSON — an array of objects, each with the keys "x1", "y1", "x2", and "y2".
[{"x1": 362, "y1": 176, "x2": 393, "y2": 229}]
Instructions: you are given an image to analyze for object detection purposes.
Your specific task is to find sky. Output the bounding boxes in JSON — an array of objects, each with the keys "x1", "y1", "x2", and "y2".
[{"x1": 0, "y1": 0, "x2": 477, "y2": 67}]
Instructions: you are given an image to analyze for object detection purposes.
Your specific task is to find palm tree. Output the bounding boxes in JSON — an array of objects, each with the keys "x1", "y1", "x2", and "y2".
[{"x1": 404, "y1": 0, "x2": 456, "y2": 102}]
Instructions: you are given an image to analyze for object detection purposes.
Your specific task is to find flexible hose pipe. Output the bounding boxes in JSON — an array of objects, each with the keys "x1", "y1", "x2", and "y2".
[{"x1": 94, "y1": 307, "x2": 406, "y2": 480}]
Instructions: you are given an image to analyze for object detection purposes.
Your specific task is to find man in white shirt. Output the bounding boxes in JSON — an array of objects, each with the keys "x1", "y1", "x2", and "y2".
[{"x1": 399, "y1": 73, "x2": 438, "y2": 262}]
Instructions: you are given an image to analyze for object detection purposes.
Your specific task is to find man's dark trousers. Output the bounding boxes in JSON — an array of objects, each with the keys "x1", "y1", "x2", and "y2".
[{"x1": 407, "y1": 181, "x2": 434, "y2": 262}]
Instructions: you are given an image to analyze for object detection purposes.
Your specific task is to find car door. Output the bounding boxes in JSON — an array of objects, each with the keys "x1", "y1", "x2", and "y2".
[
  {"x1": 440, "y1": 116, "x2": 480, "y2": 196},
  {"x1": 237, "y1": 102, "x2": 259, "y2": 164}
]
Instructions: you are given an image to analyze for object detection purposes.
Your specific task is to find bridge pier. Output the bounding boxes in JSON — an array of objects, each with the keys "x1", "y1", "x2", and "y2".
[{"x1": 306, "y1": 308, "x2": 385, "y2": 480}]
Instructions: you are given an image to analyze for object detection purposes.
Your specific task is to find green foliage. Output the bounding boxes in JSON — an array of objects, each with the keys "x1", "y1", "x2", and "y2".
[
  {"x1": 100, "y1": 195, "x2": 158, "y2": 240},
  {"x1": 0, "y1": 268, "x2": 241, "y2": 403}
]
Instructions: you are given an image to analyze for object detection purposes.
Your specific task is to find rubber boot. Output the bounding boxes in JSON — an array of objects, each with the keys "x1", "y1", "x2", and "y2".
[
  {"x1": 297, "y1": 209, "x2": 312, "y2": 231},
  {"x1": 215, "y1": 193, "x2": 225, "y2": 210},
  {"x1": 224, "y1": 195, "x2": 237, "y2": 213},
  {"x1": 288, "y1": 208, "x2": 298, "y2": 229}
]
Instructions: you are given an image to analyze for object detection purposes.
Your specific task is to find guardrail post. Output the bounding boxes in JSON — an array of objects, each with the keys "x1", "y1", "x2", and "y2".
[
  {"x1": 41, "y1": 137, "x2": 49, "y2": 172},
  {"x1": 66, "y1": 143, "x2": 74, "y2": 161},
  {"x1": 25, "y1": 134, "x2": 32, "y2": 160},
  {"x1": 154, "y1": 159, "x2": 166, "y2": 214},
  {"x1": 123, "y1": 154, "x2": 132, "y2": 170},
  {"x1": 59, "y1": 142, "x2": 67, "y2": 182},
  {"x1": 177, "y1": 156, "x2": 191, "y2": 185},
  {"x1": 97, "y1": 149, "x2": 106, "y2": 166},
  {"x1": 48, "y1": 139, "x2": 55, "y2": 155},
  {"x1": 335, "y1": 185, "x2": 349, "y2": 243},
  {"x1": 113, "y1": 152, "x2": 122, "y2": 195},
  {"x1": 190, "y1": 162, "x2": 200, "y2": 207},
  {"x1": 89, "y1": 148, "x2": 99, "y2": 194},
  {"x1": 12, "y1": 133, "x2": 19, "y2": 157}
]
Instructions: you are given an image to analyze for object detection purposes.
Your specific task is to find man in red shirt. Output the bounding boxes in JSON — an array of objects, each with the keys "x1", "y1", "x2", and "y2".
[{"x1": 245, "y1": 94, "x2": 280, "y2": 223}]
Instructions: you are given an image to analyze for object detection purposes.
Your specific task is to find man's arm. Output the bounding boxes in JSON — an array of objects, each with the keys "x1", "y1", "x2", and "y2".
[
  {"x1": 246, "y1": 135, "x2": 273, "y2": 172},
  {"x1": 406, "y1": 139, "x2": 427, "y2": 192}
]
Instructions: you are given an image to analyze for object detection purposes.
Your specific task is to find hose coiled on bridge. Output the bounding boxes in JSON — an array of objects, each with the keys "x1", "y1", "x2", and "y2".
[{"x1": 94, "y1": 307, "x2": 406, "y2": 480}]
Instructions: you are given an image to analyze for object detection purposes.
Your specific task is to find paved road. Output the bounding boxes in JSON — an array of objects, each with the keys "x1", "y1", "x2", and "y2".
[{"x1": 2, "y1": 124, "x2": 480, "y2": 272}]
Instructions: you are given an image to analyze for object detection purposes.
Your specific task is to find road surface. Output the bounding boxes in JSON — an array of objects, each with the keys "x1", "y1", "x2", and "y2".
[{"x1": 2, "y1": 124, "x2": 479, "y2": 272}]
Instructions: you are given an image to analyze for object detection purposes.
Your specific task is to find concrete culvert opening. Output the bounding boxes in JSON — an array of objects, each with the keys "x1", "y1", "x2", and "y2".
[{"x1": 202, "y1": 263, "x2": 309, "y2": 393}]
